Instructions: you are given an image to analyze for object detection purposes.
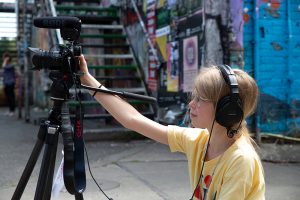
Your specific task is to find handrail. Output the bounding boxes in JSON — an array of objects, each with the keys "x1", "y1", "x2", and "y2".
[
  {"x1": 48, "y1": 0, "x2": 63, "y2": 44},
  {"x1": 129, "y1": 0, "x2": 161, "y2": 67}
]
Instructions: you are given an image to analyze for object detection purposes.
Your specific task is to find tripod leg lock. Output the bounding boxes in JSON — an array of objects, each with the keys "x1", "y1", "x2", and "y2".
[{"x1": 45, "y1": 125, "x2": 60, "y2": 145}]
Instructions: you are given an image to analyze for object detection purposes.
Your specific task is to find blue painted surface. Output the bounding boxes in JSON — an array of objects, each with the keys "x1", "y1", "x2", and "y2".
[{"x1": 244, "y1": 0, "x2": 300, "y2": 136}]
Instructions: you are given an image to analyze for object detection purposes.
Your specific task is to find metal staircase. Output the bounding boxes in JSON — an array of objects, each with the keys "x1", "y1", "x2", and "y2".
[{"x1": 54, "y1": 1, "x2": 155, "y2": 139}]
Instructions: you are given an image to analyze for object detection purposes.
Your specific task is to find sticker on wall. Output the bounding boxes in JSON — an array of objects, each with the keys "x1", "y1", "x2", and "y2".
[
  {"x1": 157, "y1": 0, "x2": 167, "y2": 9},
  {"x1": 183, "y1": 35, "x2": 198, "y2": 92},
  {"x1": 167, "y1": 41, "x2": 179, "y2": 92}
]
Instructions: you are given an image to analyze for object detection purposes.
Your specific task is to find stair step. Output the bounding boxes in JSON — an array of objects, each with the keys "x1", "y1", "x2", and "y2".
[
  {"x1": 82, "y1": 24, "x2": 123, "y2": 30},
  {"x1": 0, "y1": 7, "x2": 14, "y2": 13},
  {"x1": 95, "y1": 76, "x2": 140, "y2": 81},
  {"x1": 88, "y1": 65, "x2": 137, "y2": 70},
  {"x1": 109, "y1": 87, "x2": 146, "y2": 93},
  {"x1": 83, "y1": 127, "x2": 149, "y2": 141},
  {"x1": 85, "y1": 54, "x2": 133, "y2": 59},
  {"x1": 80, "y1": 33, "x2": 126, "y2": 39},
  {"x1": 56, "y1": 5, "x2": 117, "y2": 13},
  {"x1": 82, "y1": 44, "x2": 130, "y2": 49},
  {"x1": 83, "y1": 127, "x2": 136, "y2": 141},
  {"x1": 84, "y1": 127, "x2": 130, "y2": 134},
  {"x1": 0, "y1": 48, "x2": 17, "y2": 52},
  {"x1": 76, "y1": 15, "x2": 119, "y2": 24}
]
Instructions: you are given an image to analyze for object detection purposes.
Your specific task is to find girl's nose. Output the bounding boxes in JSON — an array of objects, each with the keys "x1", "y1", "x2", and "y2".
[{"x1": 188, "y1": 99, "x2": 195, "y2": 109}]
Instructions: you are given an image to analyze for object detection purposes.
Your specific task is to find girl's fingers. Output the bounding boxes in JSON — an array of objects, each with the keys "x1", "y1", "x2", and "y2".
[{"x1": 79, "y1": 54, "x2": 86, "y2": 67}]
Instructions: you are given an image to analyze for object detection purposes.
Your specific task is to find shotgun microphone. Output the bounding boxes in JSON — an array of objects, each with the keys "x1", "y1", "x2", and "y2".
[{"x1": 33, "y1": 16, "x2": 81, "y2": 29}]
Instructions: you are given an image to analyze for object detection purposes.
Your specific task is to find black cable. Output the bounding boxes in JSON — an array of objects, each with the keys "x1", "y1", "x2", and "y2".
[
  {"x1": 227, "y1": 119, "x2": 243, "y2": 138},
  {"x1": 84, "y1": 142, "x2": 113, "y2": 200},
  {"x1": 189, "y1": 118, "x2": 216, "y2": 200}
]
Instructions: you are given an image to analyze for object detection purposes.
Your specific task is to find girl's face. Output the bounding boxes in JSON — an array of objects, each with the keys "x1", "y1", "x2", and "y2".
[{"x1": 188, "y1": 95, "x2": 215, "y2": 129}]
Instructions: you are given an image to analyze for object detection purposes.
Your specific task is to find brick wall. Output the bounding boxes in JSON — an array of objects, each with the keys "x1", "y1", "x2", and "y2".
[{"x1": 244, "y1": 0, "x2": 300, "y2": 136}]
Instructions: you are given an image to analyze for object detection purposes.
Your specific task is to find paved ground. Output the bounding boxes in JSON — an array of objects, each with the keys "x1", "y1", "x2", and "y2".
[{"x1": 0, "y1": 108, "x2": 299, "y2": 200}]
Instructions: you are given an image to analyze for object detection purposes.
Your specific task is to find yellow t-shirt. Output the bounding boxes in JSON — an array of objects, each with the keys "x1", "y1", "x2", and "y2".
[{"x1": 167, "y1": 125, "x2": 265, "y2": 200}]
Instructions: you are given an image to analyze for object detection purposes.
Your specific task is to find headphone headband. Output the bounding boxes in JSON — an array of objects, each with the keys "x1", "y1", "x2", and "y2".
[{"x1": 217, "y1": 65, "x2": 239, "y2": 101}]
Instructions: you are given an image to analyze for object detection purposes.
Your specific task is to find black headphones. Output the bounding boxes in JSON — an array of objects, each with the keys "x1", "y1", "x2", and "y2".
[{"x1": 215, "y1": 65, "x2": 244, "y2": 135}]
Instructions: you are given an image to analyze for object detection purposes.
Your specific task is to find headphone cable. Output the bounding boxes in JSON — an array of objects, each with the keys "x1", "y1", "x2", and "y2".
[
  {"x1": 189, "y1": 118, "x2": 216, "y2": 200},
  {"x1": 84, "y1": 142, "x2": 114, "y2": 200}
]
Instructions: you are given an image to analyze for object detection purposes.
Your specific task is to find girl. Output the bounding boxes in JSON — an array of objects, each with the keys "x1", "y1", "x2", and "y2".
[{"x1": 79, "y1": 55, "x2": 265, "y2": 200}]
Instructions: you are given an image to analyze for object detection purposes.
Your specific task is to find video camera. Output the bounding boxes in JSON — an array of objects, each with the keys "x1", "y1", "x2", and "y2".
[
  {"x1": 30, "y1": 16, "x2": 82, "y2": 70},
  {"x1": 29, "y1": 16, "x2": 82, "y2": 100}
]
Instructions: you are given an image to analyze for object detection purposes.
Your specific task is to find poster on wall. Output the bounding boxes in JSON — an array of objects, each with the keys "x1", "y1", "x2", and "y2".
[
  {"x1": 177, "y1": 10, "x2": 204, "y2": 39},
  {"x1": 167, "y1": 41, "x2": 179, "y2": 92},
  {"x1": 156, "y1": 26, "x2": 170, "y2": 61},
  {"x1": 147, "y1": 0, "x2": 158, "y2": 91},
  {"x1": 183, "y1": 35, "x2": 198, "y2": 92}
]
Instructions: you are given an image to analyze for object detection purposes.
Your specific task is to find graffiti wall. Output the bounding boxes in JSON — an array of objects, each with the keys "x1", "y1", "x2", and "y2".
[
  {"x1": 243, "y1": 0, "x2": 300, "y2": 136},
  {"x1": 123, "y1": 0, "x2": 300, "y2": 135}
]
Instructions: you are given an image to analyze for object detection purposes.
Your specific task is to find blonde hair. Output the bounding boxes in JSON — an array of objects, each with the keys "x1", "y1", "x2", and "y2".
[{"x1": 193, "y1": 66, "x2": 259, "y2": 144}]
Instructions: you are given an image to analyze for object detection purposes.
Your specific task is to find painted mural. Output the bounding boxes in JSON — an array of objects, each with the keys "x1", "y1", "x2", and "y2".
[
  {"x1": 228, "y1": 0, "x2": 244, "y2": 68},
  {"x1": 244, "y1": 0, "x2": 300, "y2": 136}
]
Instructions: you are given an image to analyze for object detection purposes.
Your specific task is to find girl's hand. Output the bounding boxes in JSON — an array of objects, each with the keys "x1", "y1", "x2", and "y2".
[
  {"x1": 79, "y1": 54, "x2": 88, "y2": 74},
  {"x1": 2, "y1": 57, "x2": 9, "y2": 66},
  {"x1": 78, "y1": 54, "x2": 92, "y2": 85}
]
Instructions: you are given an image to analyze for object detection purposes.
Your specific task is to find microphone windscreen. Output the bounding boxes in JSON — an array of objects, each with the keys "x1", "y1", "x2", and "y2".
[{"x1": 33, "y1": 16, "x2": 81, "y2": 29}]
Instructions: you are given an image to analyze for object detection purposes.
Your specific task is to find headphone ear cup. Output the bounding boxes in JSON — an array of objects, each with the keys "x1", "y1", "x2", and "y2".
[{"x1": 216, "y1": 96, "x2": 243, "y2": 128}]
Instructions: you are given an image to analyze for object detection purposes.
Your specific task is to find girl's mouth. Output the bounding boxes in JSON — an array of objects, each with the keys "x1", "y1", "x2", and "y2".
[{"x1": 190, "y1": 113, "x2": 197, "y2": 118}]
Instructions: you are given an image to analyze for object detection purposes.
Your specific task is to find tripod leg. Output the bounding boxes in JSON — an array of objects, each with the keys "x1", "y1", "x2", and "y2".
[
  {"x1": 34, "y1": 125, "x2": 59, "y2": 200},
  {"x1": 75, "y1": 193, "x2": 84, "y2": 200},
  {"x1": 43, "y1": 131, "x2": 59, "y2": 200},
  {"x1": 12, "y1": 123, "x2": 47, "y2": 200}
]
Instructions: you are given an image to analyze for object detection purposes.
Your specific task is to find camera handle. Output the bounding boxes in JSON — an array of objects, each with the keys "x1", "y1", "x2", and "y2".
[{"x1": 81, "y1": 84, "x2": 157, "y2": 103}]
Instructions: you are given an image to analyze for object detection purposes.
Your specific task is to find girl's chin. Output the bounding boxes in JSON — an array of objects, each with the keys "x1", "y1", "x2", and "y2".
[{"x1": 191, "y1": 121, "x2": 205, "y2": 129}]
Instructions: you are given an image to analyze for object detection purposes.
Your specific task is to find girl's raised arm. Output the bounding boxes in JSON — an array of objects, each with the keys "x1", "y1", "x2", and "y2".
[{"x1": 79, "y1": 55, "x2": 168, "y2": 144}]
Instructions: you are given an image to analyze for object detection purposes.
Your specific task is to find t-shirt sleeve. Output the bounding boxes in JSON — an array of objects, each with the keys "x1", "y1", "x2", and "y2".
[
  {"x1": 218, "y1": 155, "x2": 265, "y2": 200},
  {"x1": 167, "y1": 125, "x2": 208, "y2": 154}
]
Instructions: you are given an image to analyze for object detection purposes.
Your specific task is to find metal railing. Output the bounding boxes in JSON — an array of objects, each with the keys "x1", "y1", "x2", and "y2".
[
  {"x1": 48, "y1": 0, "x2": 63, "y2": 44},
  {"x1": 122, "y1": 0, "x2": 161, "y2": 67}
]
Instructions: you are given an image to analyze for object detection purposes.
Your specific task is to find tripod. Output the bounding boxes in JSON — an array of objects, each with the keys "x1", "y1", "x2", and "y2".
[
  {"x1": 12, "y1": 71, "x2": 85, "y2": 200},
  {"x1": 11, "y1": 72, "x2": 157, "y2": 200}
]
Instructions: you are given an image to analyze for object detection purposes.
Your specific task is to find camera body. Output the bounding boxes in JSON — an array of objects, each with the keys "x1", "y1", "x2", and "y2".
[{"x1": 29, "y1": 44, "x2": 81, "y2": 72}]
